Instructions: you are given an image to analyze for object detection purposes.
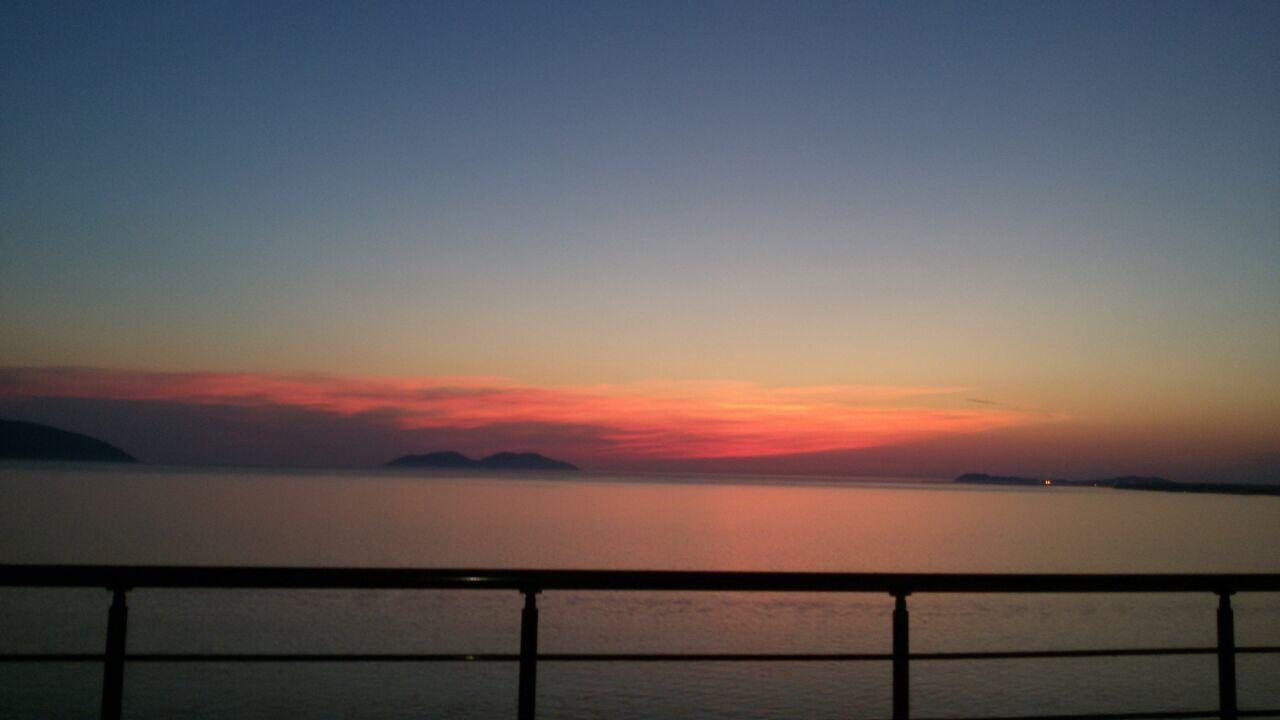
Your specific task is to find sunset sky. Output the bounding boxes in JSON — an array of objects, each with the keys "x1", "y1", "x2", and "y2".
[{"x1": 2, "y1": 2, "x2": 1277, "y2": 480}]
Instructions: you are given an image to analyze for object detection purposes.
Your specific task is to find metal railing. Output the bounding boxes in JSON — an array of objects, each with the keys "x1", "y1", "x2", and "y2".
[{"x1": 2, "y1": 566, "x2": 1279, "y2": 720}]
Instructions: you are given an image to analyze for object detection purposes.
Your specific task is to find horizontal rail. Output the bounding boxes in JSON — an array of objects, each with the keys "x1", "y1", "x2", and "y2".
[
  {"x1": 921, "y1": 707, "x2": 1280, "y2": 712},
  {"x1": 3, "y1": 565, "x2": 1280, "y2": 593},
  {"x1": 4, "y1": 646, "x2": 1279, "y2": 663}
]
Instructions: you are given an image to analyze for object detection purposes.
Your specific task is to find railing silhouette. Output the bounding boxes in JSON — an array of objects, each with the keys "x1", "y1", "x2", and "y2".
[{"x1": 2, "y1": 566, "x2": 1279, "y2": 720}]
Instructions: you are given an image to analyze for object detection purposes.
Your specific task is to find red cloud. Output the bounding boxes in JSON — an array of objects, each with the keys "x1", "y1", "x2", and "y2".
[{"x1": 0, "y1": 367, "x2": 1043, "y2": 460}]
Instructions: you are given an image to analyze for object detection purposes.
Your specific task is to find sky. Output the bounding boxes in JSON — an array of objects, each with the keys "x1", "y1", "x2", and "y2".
[{"x1": 2, "y1": 1, "x2": 1277, "y2": 480}]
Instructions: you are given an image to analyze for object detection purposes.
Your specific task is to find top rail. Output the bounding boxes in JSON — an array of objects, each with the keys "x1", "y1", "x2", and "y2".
[{"x1": 2, "y1": 565, "x2": 1279, "y2": 593}]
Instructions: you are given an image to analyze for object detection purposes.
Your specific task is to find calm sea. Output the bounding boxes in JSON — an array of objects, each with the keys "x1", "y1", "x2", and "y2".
[{"x1": 2, "y1": 464, "x2": 1278, "y2": 718}]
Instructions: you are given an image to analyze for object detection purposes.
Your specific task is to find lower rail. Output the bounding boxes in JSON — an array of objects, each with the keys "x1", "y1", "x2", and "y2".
[
  {"x1": 5, "y1": 646, "x2": 1280, "y2": 663},
  {"x1": 2, "y1": 566, "x2": 1279, "y2": 720}
]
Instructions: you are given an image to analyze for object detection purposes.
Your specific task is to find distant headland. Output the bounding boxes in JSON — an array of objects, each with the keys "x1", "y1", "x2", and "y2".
[
  {"x1": 387, "y1": 451, "x2": 578, "y2": 471},
  {"x1": 0, "y1": 419, "x2": 136, "y2": 463},
  {"x1": 954, "y1": 473, "x2": 1280, "y2": 497}
]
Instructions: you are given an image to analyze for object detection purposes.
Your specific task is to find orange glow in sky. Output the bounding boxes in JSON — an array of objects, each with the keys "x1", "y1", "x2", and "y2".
[{"x1": 0, "y1": 367, "x2": 1042, "y2": 460}]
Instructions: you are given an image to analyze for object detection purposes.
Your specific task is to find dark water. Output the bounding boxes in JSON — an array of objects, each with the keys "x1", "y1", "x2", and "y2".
[{"x1": 2, "y1": 464, "x2": 1278, "y2": 717}]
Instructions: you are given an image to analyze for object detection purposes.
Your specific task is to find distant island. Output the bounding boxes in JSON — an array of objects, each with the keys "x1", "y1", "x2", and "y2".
[
  {"x1": 955, "y1": 473, "x2": 1065, "y2": 486},
  {"x1": 954, "y1": 473, "x2": 1280, "y2": 497},
  {"x1": 0, "y1": 419, "x2": 136, "y2": 463},
  {"x1": 387, "y1": 451, "x2": 578, "y2": 471}
]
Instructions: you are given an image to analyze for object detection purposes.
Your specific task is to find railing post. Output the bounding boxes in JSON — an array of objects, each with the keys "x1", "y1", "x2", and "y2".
[
  {"x1": 101, "y1": 587, "x2": 128, "y2": 720},
  {"x1": 518, "y1": 588, "x2": 540, "y2": 720},
  {"x1": 1217, "y1": 591, "x2": 1237, "y2": 720},
  {"x1": 892, "y1": 591, "x2": 909, "y2": 720}
]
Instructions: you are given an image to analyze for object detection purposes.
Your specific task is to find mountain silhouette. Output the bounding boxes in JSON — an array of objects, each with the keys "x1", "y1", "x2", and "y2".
[
  {"x1": 0, "y1": 419, "x2": 136, "y2": 462},
  {"x1": 387, "y1": 450, "x2": 577, "y2": 471}
]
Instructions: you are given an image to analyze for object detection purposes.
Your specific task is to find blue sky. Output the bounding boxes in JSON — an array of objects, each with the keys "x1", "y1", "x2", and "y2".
[{"x1": 2, "y1": 1, "x2": 1277, "y2": 476}]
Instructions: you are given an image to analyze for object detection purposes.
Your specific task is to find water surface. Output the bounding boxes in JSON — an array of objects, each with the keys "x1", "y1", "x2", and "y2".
[{"x1": 2, "y1": 464, "x2": 1278, "y2": 717}]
